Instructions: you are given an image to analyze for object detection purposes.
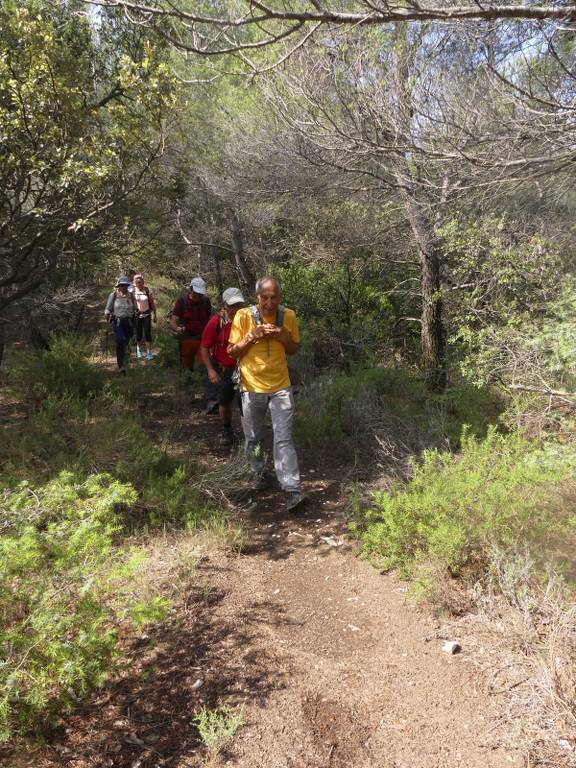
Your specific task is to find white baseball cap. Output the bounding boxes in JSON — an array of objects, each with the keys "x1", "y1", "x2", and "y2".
[
  {"x1": 222, "y1": 287, "x2": 245, "y2": 306},
  {"x1": 189, "y1": 276, "x2": 207, "y2": 294}
]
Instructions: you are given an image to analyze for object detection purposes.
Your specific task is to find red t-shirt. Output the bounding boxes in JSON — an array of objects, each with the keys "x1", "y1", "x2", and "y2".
[{"x1": 201, "y1": 313, "x2": 235, "y2": 368}]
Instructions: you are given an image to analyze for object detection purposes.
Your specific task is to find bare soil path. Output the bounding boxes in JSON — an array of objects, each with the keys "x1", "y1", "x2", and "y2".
[{"x1": 8, "y1": 368, "x2": 522, "y2": 768}]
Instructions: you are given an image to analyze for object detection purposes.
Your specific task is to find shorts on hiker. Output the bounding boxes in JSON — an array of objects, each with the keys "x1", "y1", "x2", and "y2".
[
  {"x1": 212, "y1": 363, "x2": 242, "y2": 410},
  {"x1": 136, "y1": 313, "x2": 152, "y2": 343}
]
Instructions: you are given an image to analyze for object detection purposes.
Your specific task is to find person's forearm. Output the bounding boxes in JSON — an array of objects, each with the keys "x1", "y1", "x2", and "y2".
[
  {"x1": 228, "y1": 331, "x2": 257, "y2": 359},
  {"x1": 200, "y1": 346, "x2": 213, "y2": 370}
]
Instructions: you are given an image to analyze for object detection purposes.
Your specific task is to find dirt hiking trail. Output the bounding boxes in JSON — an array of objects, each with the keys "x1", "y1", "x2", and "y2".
[{"x1": 7, "y1": 368, "x2": 523, "y2": 768}]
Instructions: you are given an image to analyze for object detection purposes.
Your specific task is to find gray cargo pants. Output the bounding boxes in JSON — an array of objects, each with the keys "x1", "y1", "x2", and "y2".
[{"x1": 242, "y1": 387, "x2": 301, "y2": 493}]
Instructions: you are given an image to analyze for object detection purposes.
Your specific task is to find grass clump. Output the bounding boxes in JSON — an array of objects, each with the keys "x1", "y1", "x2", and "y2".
[
  {"x1": 353, "y1": 428, "x2": 576, "y2": 580},
  {"x1": 9, "y1": 334, "x2": 106, "y2": 404},
  {"x1": 193, "y1": 704, "x2": 243, "y2": 760}
]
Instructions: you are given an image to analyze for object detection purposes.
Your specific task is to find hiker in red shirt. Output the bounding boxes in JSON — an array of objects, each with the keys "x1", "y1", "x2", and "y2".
[
  {"x1": 200, "y1": 287, "x2": 245, "y2": 446},
  {"x1": 170, "y1": 277, "x2": 212, "y2": 371}
]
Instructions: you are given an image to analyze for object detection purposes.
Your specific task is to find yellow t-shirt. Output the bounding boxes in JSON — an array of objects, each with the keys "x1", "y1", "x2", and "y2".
[{"x1": 229, "y1": 306, "x2": 300, "y2": 393}]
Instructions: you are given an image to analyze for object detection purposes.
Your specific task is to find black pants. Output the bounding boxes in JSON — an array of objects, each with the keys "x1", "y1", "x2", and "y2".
[{"x1": 135, "y1": 313, "x2": 152, "y2": 343}]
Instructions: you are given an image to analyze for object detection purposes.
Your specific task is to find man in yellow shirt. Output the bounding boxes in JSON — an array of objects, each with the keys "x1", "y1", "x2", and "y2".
[{"x1": 228, "y1": 276, "x2": 307, "y2": 512}]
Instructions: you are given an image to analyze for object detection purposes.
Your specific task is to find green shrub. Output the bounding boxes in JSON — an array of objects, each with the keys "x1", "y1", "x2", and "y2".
[
  {"x1": 0, "y1": 332, "x2": 238, "y2": 742},
  {"x1": 193, "y1": 704, "x2": 243, "y2": 756},
  {"x1": 125, "y1": 595, "x2": 173, "y2": 631},
  {"x1": 295, "y1": 367, "x2": 502, "y2": 463},
  {"x1": 142, "y1": 465, "x2": 211, "y2": 528},
  {"x1": 9, "y1": 334, "x2": 106, "y2": 403},
  {"x1": 354, "y1": 428, "x2": 576, "y2": 579},
  {"x1": 155, "y1": 328, "x2": 180, "y2": 369},
  {"x1": 275, "y1": 261, "x2": 395, "y2": 367},
  {"x1": 0, "y1": 471, "x2": 138, "y2": 740}
]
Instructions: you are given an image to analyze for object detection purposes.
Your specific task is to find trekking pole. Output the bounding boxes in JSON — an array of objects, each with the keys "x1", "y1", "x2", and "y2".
[
  {"x1": 176, "y1": 336, "x2": 183, "y2": 404},
  {"x1": 104, "y1": 323, "x2": 111, "y2": 361}
]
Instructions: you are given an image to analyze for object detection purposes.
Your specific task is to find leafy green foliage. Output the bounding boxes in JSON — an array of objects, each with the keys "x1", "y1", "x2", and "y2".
[
  {"x1": 0, "y1": 471, "x2": 138, "y2": 740},
  {"x1": 8, "y1": 335, "x2": 106, "y2": 403},
  {"x1": 154, "y1": 328, "x2": 181, "y2": 369},
  {"x1": 275, "y1": 259, "x2": 395, "y2": 367},
  {"x1": 456, "y1": 282, "x2": 576, "y2": 391},
  {"x1": 0, "y1": 334, "x2": 239, "y2": 740},
  {"x1": 3, "y1": 346, "x2": 212, "y2": 531},
  {"x1": 125, "y1": 596, "x2": 172, "y2": 631},
  {"x1": 354, "y1": 428, "x2": 576, "y2": 579},
  {"x1": 294, "y1": 366, "x2": 502, "y2": 462},
  {"x1": 440, "y1": 218, "x2": 567, "y2": 329},
  {"x1": 0, "y1": 1, "x2": 177, "y2": 311}
]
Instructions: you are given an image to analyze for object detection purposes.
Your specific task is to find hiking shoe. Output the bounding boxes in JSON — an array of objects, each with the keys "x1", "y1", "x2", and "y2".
[
  {"x1": 220, "y1": 427, "x2": 234, "y2": 447},
  {"x1": 285, "y1": 490, "x2": 308, "y2": 512},
  {"x1": 205, "y1": 399, "x2": 219, "y2": 415},
  {"x1": 118, "y1": 366, "x2": 126, "y2": 376},
  {"x1": 146, "y1": 351, "x2": 154, "y2": 361}
]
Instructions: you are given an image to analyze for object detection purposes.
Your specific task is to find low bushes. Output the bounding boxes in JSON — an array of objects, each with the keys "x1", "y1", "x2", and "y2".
[
  {"x1": 8, "y1": 334, "x2": 106, "y2": 404},
  {"x1": 0, "y1": 334, "x2": 239, "y2": 740},
  {"x1": 0, "y1": 471, "x2": 147, "y2": 740},
  {"x1": 353, "y1": 428, "x2": 576, "y2": 580},
  {"x1": 1, "y1": 338, "x2": 211, "y2": 529},
  {"x1": 294, "y1": 366, "x2": 502, "y2": 468}
]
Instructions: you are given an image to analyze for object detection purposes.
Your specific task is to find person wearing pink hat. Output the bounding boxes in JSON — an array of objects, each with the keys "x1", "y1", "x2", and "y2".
[{"x1": 133, "y1": 274, "x2": 157, "y2": 361}]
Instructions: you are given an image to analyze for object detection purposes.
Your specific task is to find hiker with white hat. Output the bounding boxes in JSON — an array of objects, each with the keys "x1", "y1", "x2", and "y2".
[
  {"x1": 170, "y1": 277, "x2": 212, "y2": 373},
  {"x1": 200, "y1": 287, "x2": 246, "y2": 446},
  {"x1": 104, "y1": 276, "x2": 137, "y2": 374}
]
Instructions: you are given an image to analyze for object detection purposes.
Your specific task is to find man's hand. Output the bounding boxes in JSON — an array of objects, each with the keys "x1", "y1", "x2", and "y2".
[
  {"x1": 250, "y1": 323, "x2": 271, "y2": 340},
  {"x1": 258, "y1": 323, "x2": 299, "y2": 354},
  {"x1": 207, "y1": 368, "x2": 221, "y2": 385},
  {"x1": 261, "y1": 324, "x2": 292, "y2": 344}
]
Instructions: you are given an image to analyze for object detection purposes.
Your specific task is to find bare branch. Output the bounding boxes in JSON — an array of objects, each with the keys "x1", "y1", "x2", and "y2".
[{"x1": 87, "y1": 1, "x2": 576, "y2": 29}]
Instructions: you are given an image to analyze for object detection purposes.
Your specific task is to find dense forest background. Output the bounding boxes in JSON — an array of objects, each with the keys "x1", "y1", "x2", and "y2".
[{"x1": 1, "y1": 2, "x2": 576, "y2": 765}]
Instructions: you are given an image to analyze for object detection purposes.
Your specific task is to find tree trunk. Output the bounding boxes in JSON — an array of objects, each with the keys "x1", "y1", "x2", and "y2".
[
  {"x1": 213, "y1": 246, "x2": 224, "y2": 297},
  {"x1": 398, "y1": 180, "x2": 446, "y2": 391},
  {"x1": 419, "y1": 240, "x2": 446, "y2": 391},
  {"x1": 0, "y1": 316, "x2": 5, "y2": 367},
  {"x1": 391, "y1": 27, "x2": 446, "y2": 391},
  {"x1": 229, "y1": 209, "x2": 254, "y2": 292}
]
